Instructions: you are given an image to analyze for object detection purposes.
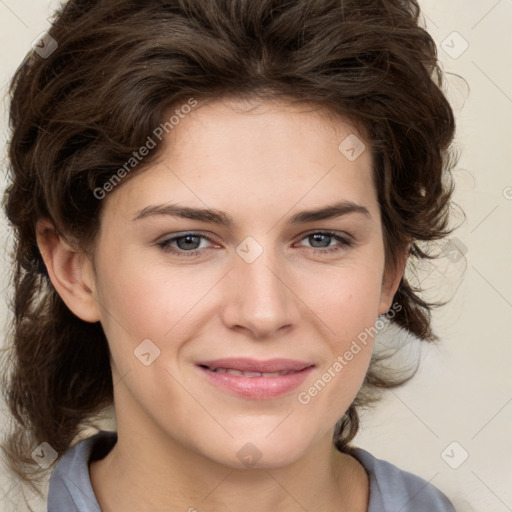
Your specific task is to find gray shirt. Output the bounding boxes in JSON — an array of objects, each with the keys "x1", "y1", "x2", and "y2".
[{"x1": 47, "y1": 430, "x2": 456, "y2": 511}]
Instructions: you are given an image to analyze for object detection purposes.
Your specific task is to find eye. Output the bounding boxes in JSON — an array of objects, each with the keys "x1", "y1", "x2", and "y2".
[
  {"x1": 157, "y1": 233, "x2": 216, "y2": 257},
  {"x1": 296, "y1": 231, "x2": 352, "y2": 254},
  {"x1": 157, "y1": 230, "x2": 353, "y2": 258}
]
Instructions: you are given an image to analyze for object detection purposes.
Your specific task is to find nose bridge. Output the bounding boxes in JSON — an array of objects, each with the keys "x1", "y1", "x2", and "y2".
[{"x1": 222, "y1": 236, "x2": 299, "y2": 337}]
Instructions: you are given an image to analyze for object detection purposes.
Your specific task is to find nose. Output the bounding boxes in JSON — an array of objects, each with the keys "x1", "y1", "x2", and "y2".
[{"x1": 220, "y1": 244, "x2": 301, "y2": 340}]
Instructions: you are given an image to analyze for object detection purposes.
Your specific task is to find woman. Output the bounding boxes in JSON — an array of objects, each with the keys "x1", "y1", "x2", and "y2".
[{"x1": 1, "y1": 0, "x2": 458, "y2": 510}]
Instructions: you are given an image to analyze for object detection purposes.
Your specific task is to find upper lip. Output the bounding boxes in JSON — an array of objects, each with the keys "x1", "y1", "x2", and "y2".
[{"x1": 197, "y1": 358, "x2": 314, "y2": 373}]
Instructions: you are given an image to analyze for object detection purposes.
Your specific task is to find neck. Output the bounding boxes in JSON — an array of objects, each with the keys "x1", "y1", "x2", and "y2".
[{"x1": 90, "y1": 383, "x2": 369, "y2": 512}]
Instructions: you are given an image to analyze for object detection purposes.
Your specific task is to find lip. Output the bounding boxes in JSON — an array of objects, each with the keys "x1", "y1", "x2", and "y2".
[
  {"x1": 197, "y1": 357, "x2": 313, "y2": 373},
  {"x1": 196, "y1": 358, "x2": 315, "y2": 399}
]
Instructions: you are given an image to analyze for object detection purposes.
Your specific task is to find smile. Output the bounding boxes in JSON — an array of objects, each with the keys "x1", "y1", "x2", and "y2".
[
  {"x1": 196, "y1": 358, "x2": 315, "y2": 399},
  {"x1": 203, "y1": 366, "x2": 299, "y2": 377}
]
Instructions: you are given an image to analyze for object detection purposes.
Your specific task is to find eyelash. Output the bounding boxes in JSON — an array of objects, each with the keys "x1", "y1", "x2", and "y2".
[{"x1": 157, "y1": 231, "x2": 352, "y2": 258}]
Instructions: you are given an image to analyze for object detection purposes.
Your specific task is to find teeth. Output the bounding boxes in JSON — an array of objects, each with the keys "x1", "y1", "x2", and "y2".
[{"x1": 208, "y1": 366, "x2": 294, "y2": 377}]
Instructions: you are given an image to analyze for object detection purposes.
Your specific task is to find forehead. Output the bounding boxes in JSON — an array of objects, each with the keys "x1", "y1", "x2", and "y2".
[
  {"x1": 168, "y1": 97, "x2": 366, "y2": 160},
  {"x1": 103, "y1": 98, "x2": 376, "y2": 224}
]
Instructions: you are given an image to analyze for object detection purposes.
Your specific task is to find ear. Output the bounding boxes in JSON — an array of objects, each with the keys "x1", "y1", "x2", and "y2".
[
  {"x1": 35, "y1": 218, "x2": 101, "y2": 323},
  {"x1": 378, "y1": 242, "x2": 410, "y2": 315}
]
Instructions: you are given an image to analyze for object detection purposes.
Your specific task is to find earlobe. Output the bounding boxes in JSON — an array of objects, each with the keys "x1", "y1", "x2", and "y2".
[
  {"x1": 378, "y1": 243, "x2": 410, "y2": 315},
  {"x1": 35, "y1": 218, "x2": 101, "y2": 323}
]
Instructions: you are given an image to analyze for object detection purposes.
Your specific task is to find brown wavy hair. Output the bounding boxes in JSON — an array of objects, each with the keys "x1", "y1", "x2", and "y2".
[{"x1": 1, "y1": 0, "x2": 458, "y2": 505}]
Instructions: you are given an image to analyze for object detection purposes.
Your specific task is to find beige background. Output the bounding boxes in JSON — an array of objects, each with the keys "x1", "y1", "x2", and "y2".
[{"x1": 1, "y1": 1, "x2": 511, "y2": 511}]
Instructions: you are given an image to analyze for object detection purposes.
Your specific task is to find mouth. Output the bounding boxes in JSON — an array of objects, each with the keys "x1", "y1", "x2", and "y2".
[
  {"x1": 196, "y1": 358, "x2": 315, "y2": 399},
  {"x1": 200, "y1": 366, "x2": 301, "y2": 377},
  {"x1": 197, "y1": 357, "x2": 314, "y2": 373}
]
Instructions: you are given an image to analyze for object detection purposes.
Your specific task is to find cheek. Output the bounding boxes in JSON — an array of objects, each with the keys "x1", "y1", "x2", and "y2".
[
  {"x1": 93, "y1": 253, "x2": 223, "y2": 381},
  {"x1": 294, "y1": 265, "x2": 382, "y2": 403},
  {"x1": 300, "y1": 263, "x2": 384, "y2": 338},
  {"x1": 95, "y1": 253, "x2": 201, "y2": 333},
  {"x1": 295, "y1": 270, "x2": 380, "y2": 419}
]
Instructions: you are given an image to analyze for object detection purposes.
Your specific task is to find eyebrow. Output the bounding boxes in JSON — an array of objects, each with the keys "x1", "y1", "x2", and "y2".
[{"x1": 132, "y1": 200, "x2": 371, "y2": 226}]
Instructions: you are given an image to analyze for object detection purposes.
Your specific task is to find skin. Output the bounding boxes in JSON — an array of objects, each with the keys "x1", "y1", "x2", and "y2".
[{"x1": 36, "y1": 98, "x2": 408, "y2": 512}]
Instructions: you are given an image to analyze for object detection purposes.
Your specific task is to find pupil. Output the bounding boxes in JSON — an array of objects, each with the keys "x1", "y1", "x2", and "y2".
[
  {"x1": 178, "y1": 235, "x2": 200, "y2": 250},
  {"x1": 310, "y1": 234, "x2": 330, "y2": 248}
]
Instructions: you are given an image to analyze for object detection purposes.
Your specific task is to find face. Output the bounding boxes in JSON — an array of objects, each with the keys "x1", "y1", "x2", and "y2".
[{"x1": 87, "y1": 98, "x2": 400, "y2": 468}]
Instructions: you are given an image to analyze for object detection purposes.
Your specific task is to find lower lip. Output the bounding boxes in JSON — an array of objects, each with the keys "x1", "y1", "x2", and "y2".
[{"x1": 197, "y1": 365, "x2": 315, "y2": 399}]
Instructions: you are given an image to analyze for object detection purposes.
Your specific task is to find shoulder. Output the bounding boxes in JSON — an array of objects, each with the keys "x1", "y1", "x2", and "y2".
[
  {"x1": 352, "y1": 448, "x2": 457, "y2": 512},
  {"x1": 47, "y1": 430, "x2": 117, "y2": 512}
]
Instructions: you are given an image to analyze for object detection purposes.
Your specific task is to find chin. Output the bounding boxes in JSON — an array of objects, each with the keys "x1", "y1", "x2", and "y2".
[{"x1": 201, "y1": 426, "x2": 317, "y2": 470}]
